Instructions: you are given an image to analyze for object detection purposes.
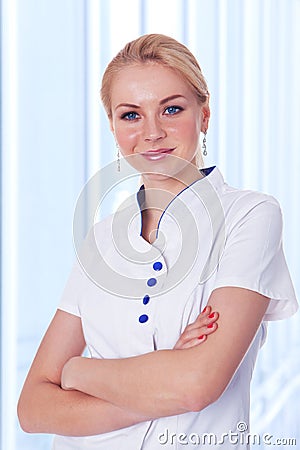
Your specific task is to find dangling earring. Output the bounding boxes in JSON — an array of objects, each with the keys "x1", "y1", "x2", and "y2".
[
  {"x1": 116, "y1": 143, "x2": 121, "y2": 172},
  {"x1": 202, "y1": 131, "x2": 207, "y2": 156}
]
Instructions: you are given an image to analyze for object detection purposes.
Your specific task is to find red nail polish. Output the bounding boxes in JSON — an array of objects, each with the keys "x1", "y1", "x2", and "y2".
[
  {"x1": 208, "y1": 312, "x2": 214, "y2": 318},
  {"x1": 198, "y1": 335, "x2": 205, "y2": 340},
  {"x1": 202, "y1": 306, "x2": 208, "y2": 313},
  {"x1": 207, "y1": 323, "x2": 214, "y2": 328}
]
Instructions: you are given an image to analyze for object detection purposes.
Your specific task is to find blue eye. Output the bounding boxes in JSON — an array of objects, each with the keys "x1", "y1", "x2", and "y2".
[
  {"x1": 164, "y1": 106, "x2": 183, "y2": 115},
  {"x1": 121, "y1": 111, "x2": 139, "y2": 120}
]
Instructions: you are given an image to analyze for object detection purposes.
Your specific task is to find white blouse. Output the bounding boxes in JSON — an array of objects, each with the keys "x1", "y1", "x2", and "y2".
[{"x1": 54, "y1": 166, "x2": 297, "y2": 449}]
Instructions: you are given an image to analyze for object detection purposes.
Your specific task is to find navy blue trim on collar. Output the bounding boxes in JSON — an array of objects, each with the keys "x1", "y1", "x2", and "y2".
[
  {"x1": 200, "y1": 166, "x2": 215, "y2": 177},
  {"x1": 136, "y1": 166, "x2": 216, "y2": 238}
]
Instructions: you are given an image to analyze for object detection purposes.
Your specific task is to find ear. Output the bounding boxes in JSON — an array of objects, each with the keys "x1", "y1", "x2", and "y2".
[{"x1": 201, "y1": 106, "x2": 210, "y2": 132}]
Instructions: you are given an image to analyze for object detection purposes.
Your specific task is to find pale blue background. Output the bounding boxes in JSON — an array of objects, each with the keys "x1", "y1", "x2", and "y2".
[{"x1": 1, "y1": 0, "x2": 299, "y2": 449}]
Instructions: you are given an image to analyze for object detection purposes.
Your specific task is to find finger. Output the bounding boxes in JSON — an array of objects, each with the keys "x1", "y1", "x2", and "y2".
[
  {"x1": 174, "y1": 309, "x2": 219, "y2": 350},
  {"x1": 204, "y1": 321, "x2": 218, "y2": 335},
  {"x1": 184, "y1": 320, "x2": 218, "y2": 342},
  {"x1": 195, "y1": 308, "x2": 219, "y2": 324},
  {"x1": 187, "y1": 309, "x2": 218, "y2": 332},
  {"x1": 174, "y1": 334, "x2": 206, "y2": 349},
  {"x1": 177, "y1": 334, "x2": 208, "y2": 350},
  {"x1": 182, "y1": 307, "x2": 211, "y2": 333},
  {"x1": 175, "y1": 320, "x2": 218, "y2": 348},
  {"x1": 206, "y1": 311, "x2": 219, "y2": 326}
]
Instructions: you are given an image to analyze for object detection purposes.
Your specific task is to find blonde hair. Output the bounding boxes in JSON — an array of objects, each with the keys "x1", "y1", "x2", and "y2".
[{"x1": 100, "y1": 33, "x2": 210, "y2": 119}]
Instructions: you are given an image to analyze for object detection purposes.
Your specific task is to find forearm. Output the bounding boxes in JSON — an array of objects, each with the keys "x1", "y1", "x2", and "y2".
[
  {"x1": 62, "y1": 289, "x2": 269, "y2": 419},
  {"x1": 18, "y1": 379, "x2": 152, "y2": 436},
  {"x1": 61, "y1": 308, "x2": 220, "y2": 419},
  {"x1": 62, "y1": 349, "x2": 209, "y2": 418}
]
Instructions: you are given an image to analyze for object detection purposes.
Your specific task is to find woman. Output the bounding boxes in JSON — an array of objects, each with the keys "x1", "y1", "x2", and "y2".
[{"x1": 18, "y1": 34, "x2": 297, "y2": 449}]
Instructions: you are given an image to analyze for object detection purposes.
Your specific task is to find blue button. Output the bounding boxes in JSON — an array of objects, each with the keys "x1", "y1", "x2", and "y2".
[
  {"x1": 147, "y1": 278, "x2": 157, "y2": 287},
  {"x1": 139, "y1": 314, "x2": 149, "y2": 323},
  {"x1": 143, "y1": 294, "x2": 150, "y2": 305},
  {"x1": 153, "y1": 261, "x2": 163, "y2": 271},
  {"x1": 143, "y1": 295, "x2": 150, "y2": 305}
]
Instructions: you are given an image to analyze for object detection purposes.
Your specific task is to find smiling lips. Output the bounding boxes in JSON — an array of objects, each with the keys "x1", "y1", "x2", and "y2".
[{"x1": 141, "y1": 148, "x2": 175, "y2": 161}]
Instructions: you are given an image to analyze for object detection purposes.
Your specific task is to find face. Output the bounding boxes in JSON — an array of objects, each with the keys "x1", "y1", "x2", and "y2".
[{"x1": 109, "y1": 63, "x2": 210, "y2": 182}]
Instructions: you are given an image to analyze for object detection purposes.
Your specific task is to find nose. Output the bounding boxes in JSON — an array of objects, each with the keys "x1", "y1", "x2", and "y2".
[{"x1": 143, "y1": 116, "x2": 166, "y2": 142}]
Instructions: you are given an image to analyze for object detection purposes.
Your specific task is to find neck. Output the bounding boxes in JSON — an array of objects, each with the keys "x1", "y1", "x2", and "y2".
[
  {"x1": 141, "y1": 163, "x2": 203, "y2": 211},
  {"x1": 139, "y1": 164, "x2": 204, "y2": 243}
]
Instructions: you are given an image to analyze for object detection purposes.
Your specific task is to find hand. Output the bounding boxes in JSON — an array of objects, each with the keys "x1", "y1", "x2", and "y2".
[
  {"x1": 174, "y1": 306, "x2": 218, "y2": 350},
  {"x1": 61, "y1": 356, "x2": 81, "y2": 391}
]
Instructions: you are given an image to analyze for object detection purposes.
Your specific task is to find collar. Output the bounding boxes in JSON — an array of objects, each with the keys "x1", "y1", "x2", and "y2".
[
  {"x1": 134, "y1": 166, "x2": 224, "y2": 239},
  {"x1": 136, "y1": 166, "x2": 217, "y2": 213}
]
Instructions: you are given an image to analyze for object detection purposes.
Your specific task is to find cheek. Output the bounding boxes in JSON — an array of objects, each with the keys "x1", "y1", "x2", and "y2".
[
  {"x1": 170, "y1": 118, "x2": 200, "y2": 142},
  {"x1": 115, "y1": 127, "x2": 140, "y2": 151}
]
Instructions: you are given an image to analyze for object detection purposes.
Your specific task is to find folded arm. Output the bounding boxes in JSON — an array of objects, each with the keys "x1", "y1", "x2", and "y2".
[
  {"x1": 62, "y1": 287, "x2": 270, "y2": 417},
  {"x1": 17, "y1": 306, "x2": 216, "y2": 436},
  {"x1": 17, "y1": 311, "x2": 149, "y2": 436}
]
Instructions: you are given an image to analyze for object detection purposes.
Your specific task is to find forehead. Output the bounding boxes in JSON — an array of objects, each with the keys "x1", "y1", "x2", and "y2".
[{"x1": 110, "y1": 62, "x2": 195, "y2": 104}]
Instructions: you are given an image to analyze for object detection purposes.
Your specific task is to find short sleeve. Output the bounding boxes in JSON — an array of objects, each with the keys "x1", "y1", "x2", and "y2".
[
  {"x1": 57, "y1": 257, "x2": 86, "y2": 317},
  {"x1": 213, "y1": 196, "x2": 298, "y2": 320},
  {"x1": 57, "y1": 220, "x2": 110, "y2": 317}
]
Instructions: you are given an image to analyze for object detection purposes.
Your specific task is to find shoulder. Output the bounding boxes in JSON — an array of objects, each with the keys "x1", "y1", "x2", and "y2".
[
  {"x1": 221, "y1": 178, "x2": 280, "y2": 208},
  {"x1": 217, "y1": 187, "x2": 284, "y2": 267},
  {"x1": 202, "y1": 167, "x2": 282, "y2": 223},
  {"x1": 209, "y1": 175, "x2": 284, "y2": 246},
  {"x1": 220, "y1": 183, "x2": 282, "y2": 229}
]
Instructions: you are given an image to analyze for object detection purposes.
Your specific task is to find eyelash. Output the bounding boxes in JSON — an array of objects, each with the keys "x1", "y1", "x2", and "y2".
[
  {"x1": 121, "y1": 111, "x2": 139, "y2": 121},
  {"x1": 164, "y1": 105, "x2": 183, "y2": 115},
  {"x1": 120, "y1": 105, "x2": 184, "y2": 121}
]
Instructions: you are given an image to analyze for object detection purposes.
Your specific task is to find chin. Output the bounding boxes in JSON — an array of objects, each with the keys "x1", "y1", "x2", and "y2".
[
  {"x1": 124, "y1": 153, "x2": 197, "y2": 184},
  {"x1": 142, "y1": 171, "x2": 174, "y2": 183}
]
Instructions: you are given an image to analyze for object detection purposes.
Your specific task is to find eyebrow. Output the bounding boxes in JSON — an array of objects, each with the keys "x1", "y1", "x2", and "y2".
[
  {"x1": 115, "y1": 94, "x2": 186, "y2": 110},
  {"x1": 160, "y1": 94, "x2": 186, "y2": 105}
]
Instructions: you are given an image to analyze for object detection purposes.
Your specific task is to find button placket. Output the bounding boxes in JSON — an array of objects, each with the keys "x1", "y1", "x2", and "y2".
[{"x1": 138, "y1": 261, "x2": 163, "y2": 324}]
